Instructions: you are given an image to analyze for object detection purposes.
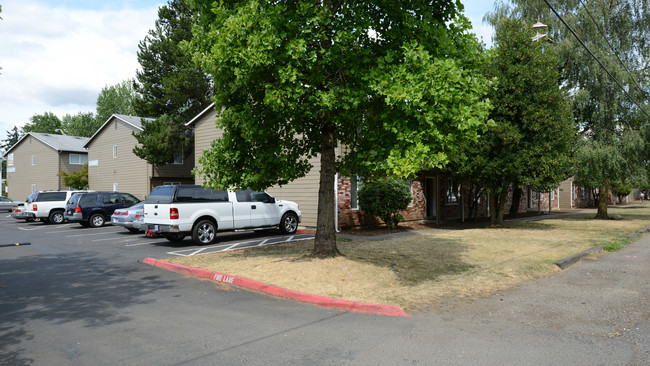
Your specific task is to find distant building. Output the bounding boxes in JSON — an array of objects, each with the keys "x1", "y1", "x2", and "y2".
[{"x1": 3, "y1": 132, "x2": 89, "y2": 200}]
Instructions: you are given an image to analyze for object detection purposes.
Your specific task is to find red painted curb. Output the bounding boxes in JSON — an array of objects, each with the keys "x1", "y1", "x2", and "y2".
[{"x1": 143, "y1": 257, "x2": 409, "y2": 317}]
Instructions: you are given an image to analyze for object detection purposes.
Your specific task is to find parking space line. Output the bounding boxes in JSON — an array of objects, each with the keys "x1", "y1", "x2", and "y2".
[
  {"x1": 92, "y1": 237, "x2": 122, "y2": 242},
  {"x1": 166, "y1": 234, "x2": 314, "y2": 257},
  {"x1": 19, "y1": 226, "x2": 44, "y2": 231},
  {"x1": 124, "y1": 241, "x2": 154, "y2": 247},
  {"x1": 66, "y1": 231, "x2": 118, "y2": 238}
]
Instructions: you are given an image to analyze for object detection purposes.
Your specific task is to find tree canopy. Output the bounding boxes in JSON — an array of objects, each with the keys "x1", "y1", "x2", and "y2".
[
  {"x1": 61, "y1": 112, "x2": 102, "y2": 138},
  {"x1": 488, "y1": 0, "x2": 650, "y2": 219},
  {"x1": 465, "y1": 17, "x2": 576, "y2": 225},
  {"x1": 22, "y1": 112, "x2": 63, "y2": 135},
  {"x1": 187, "y1": 0, "x2": 492, "y2": 256},
  {"x1": 132, "y1": 0, "x2": 212, "y2": 165},
  {"x1": 96, "y1": 79, "x2": 136, "y2": 125}
]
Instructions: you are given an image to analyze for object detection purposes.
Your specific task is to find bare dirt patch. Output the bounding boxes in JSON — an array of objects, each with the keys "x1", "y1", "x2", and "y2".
[{"x1": 166, "y1": 205, "x2": 650, "y2": 312}]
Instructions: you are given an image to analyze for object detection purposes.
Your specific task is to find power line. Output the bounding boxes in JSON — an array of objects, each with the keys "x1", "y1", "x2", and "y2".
[
  {"x1": 578, "y1": 0, "x2": 646, "y2": 104},
  {"x1": 542, "y1": 0, "x2": 650, "y2": 120}
]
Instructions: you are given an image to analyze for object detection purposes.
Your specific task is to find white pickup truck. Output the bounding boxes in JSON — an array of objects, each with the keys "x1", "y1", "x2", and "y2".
[{"x1": 143, "y1": 185, "x2": 301, "y2": 244}]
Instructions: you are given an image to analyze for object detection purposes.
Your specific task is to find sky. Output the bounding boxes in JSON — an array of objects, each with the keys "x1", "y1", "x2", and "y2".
[{"x1": 0, "y1": 0, "x2": 496, "y2": 144}]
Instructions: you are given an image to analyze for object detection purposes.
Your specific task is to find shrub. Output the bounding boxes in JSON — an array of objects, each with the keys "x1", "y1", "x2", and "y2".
[{"x1": 358, "y1": 177, "x2": 412, "y2": 229}]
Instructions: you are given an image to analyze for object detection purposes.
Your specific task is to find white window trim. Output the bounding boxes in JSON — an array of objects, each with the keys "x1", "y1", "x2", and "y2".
[
  {"x1": 113, "y1": 145, "x2": 118, "y2": 159},
  {"x1": 113, "y1": 183, "x2": 118, "y2": 192},
  {"x1": 31, "y1": 155, "x2": 36, "y2": 166}
]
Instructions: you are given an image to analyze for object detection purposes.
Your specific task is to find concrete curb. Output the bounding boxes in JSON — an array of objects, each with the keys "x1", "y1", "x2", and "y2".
[
  {"x1": 553, "y1": 245, "x2": 605, "y2": 269},
  {"x1": 143, "y1": 257, "x2": 410, "y2": 317}
]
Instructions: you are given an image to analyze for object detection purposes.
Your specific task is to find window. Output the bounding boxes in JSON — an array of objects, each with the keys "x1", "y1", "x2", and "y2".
[
  {"x1": 7, "y1": 153, "x2": 14, "y2": 166},
  {"x1": 173, "y1": 152, "x2": 183, "y2": 165},
  {"x1": 113, "y1": 145, "x2": 118, "y2": 158},
  {"x1": 32, "y1": 155, "x2": 36, "y2": 166},
  {"x1": 176, "y1": 187, "x2": 228, "y2": 202},
  {"x1": 69, "y1": 154, "x2": 88, "y2": 165},
  {"x1": 350, "y1": 175, "x2": 362, "y2": 209},
  {"x1": 103, "y1": 193, "x2": 120, "y2": 204},
  {"x1": 236, "y1": 189, "x2": 271, "y2": 203},
  {"x1": 445, "y1": 178, "x2": 458, "y2": 205},
  {"x1": 37, "y1": 192, "x2": 67, "y2": 201},
  {"x1": 31, "y1": 184, "x2": 36, "y2": 193},
  {"x1": 113, "y1": 183, "x2": 118, "y2": 192},
  {"x1": 79, "y1": 194, "x2": 98, "y2": 206},
  {"x1": 407, "y1": 180, "x2": 414, "y2": 207},
  {"x1": 120, "y1": 194, "x2": 139, "y2": 205}
]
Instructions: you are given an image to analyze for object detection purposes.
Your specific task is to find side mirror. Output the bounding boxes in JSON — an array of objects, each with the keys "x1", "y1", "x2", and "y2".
[{"x1": 268, "y1": 196, "x2": 276, "y2": 204}]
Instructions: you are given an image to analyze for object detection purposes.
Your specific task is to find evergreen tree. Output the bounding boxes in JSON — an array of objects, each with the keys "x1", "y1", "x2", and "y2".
[{"x1": 132, "y1": 0, "x2": 212, "y2": 165}]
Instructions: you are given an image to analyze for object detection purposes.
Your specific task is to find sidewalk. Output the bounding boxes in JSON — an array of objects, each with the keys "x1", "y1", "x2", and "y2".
[{"x1": 430, "y1": 233, "x2": 649, "y2": 363}]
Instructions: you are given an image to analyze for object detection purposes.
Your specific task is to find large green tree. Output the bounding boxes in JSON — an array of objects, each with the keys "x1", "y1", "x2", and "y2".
[
  {"x1": 488, "y1": 0, "x2": 650, "y2": 219},
  {"x1": 96, "y1": 79, "x2": 136, "y2": 124},
  {"x1": 22, "y1": 112, "x2": 62, "y2": 134},
  {"x1": 187, "y1": 0, "x2": 492, "y2": 257},
  {"x1": 132, "y1": 0, "x2": 212, "y2": 165},
  {"x1": 465, "y1": 17, "x2": 575, "y2": 226},
  {"x1": 61, "y1": 112, "x2": 102, "y2": 138}
]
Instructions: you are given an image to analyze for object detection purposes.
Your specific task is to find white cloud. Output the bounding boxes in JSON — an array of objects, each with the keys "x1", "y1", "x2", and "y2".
[{"x1": 0, "y1": 0, "x2": 160, "y2": 134}]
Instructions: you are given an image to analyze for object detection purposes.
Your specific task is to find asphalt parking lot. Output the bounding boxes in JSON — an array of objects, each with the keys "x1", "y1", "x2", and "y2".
[{"x1": 1, "y1": 212, "x2": 314, "y2": 259}]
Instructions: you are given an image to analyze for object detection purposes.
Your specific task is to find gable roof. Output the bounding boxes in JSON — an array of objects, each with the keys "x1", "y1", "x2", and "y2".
[
  {"x1": 186, "y1": 103, "x2": 217, "y2": 127},
  {"x1": 4, "y1": 132, "x2": 89, "y2": 156},
  {"x1": 84, "y1": 114, "x2": 155, "y2": 148}
]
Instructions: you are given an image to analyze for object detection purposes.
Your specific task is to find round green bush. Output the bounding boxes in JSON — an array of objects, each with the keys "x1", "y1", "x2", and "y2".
[{"x1": 358, "y1": 177, "x2": 412, "y2": 229}]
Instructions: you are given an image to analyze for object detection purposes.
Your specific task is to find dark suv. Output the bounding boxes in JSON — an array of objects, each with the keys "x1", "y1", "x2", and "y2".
[{"x1": 64, "y1": 192, "x2": 140, "y2": 227}]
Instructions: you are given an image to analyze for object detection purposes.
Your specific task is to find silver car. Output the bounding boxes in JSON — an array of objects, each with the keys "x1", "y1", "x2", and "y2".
[
  {"x1": 0, "y1": 196, "x2": 17, "y2": 212},
  {"x1": 111, "y1": 203, "x2": 145, "y2": 232},
  {"x1": 11, "y1": 193, "x2": 36, "y2": 221}
]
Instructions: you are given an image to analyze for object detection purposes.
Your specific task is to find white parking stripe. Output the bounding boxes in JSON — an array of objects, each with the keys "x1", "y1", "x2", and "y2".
[
  {"x1": 66, "y1": 231, "x2": 117, "y2": 237},
  {"x1": 124, "y1": 241, "x2": 153, "y2": 247}
]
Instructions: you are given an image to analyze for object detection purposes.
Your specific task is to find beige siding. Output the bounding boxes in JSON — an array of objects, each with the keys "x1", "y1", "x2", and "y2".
[
  {"x1": 6, "y1": 136, "x2": 60, "y2": 200},
  {"x1": 266, "y1": 155, "x2": 321, "y2": 227},
  {"x1": 193, "y1": 108, "x2": 222, "y2": 186},
  {"x1": 87, "y1": 118, "x2": 150, "y2": 200},
  {"x1": 559, "y1": 178, "x2": 573, "y2": 209}
]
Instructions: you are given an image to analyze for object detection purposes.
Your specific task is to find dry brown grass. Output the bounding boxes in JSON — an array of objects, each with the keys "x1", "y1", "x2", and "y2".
[{"x1": 165, "y1": 205, "x2": 650, "y2": 312}]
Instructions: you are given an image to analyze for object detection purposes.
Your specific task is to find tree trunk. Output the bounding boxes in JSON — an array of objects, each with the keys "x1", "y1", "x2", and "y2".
[
  {"x1": 594, "y1": 184, "x2": 609, "y2": 220},
  {"x1": 496, "y1": 187, "x2": 507, "y2": 225},
  {"x1": 312, "y1": 123, "x2": 341, "y2": 258},
  {"x1": 489, "y1": 191, "x2": 498, "y2": 226},
  {"x1": 489, "y1": 186, "x2": 508, "y2": 226},
  {"x1": 509, "y1": 184, "x2": 522, "y2": 218}
]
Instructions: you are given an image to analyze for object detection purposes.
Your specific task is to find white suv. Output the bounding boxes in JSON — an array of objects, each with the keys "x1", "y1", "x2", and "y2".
[
  {"x1": 144, "y1": 185, "x2": 301, "y2": 244},
  {"x1": 24, "y1": 190, "x2": 90, "y2": 224}
]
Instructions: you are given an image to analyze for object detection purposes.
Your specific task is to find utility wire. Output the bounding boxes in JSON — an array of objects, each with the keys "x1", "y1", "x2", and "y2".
[
  {"x1": 578, "y1": 0, "x2": 646, "y2": 104},
  {"x1": 542, "y1": 0, "x2": 650, "y2": 120}
]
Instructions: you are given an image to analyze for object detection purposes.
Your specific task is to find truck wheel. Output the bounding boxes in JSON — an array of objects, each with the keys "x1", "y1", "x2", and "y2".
[
  {"x1": 89, "y1": 214, "x2": 105, "y2": 228},
  {"x1": 165, "y1": 233, "x2": 186, "y2": 242},
  {"x1": 49, "y1": 210, "x2": 65, "y2": 224},
  {"x1": 192, "y1": 220, "x2": 217, "y2": 245},
  {"x1": 279, "y1": 212, "x2": 298, "y2": 235}
]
